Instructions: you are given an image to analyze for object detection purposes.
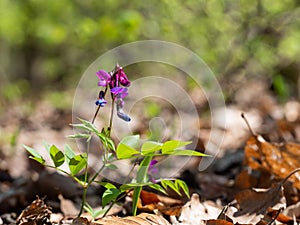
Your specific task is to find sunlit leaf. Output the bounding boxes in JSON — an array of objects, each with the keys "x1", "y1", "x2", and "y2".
[
  {"x1": 23, "y1": 145, "x2": 45, "y2": 164},
  {"x1": 68, "y1": 153, "x2": 87, "y2": 175},
  {"x1": 120, "y1": 135, "x2": 140, "y2": 148},
  {"x1": 120, "y1": 182, "x2": 153, "y2": 192},
  {"x1": 100, "y1": 182, "x2": 117, "y2": 189},
  {"x1": 141, "y1": 141, "x2": 162, "y2": 155},
  {"x1": 171, "y1": 149, "x2": 209, "y2": 157},
  {"x1": 116, "y1": 143, "x2": 140, "y2": 159},
  {"x1": 42, "y1": 141, "x2": 51, "y2": 153},
  {"x1": 67, "y1": 133, "x2": 91, "y2": 139},
  {"x1": 149, "y1": 183, "x2": 168, "y2": 195},
  {"x1": 161, "y1": 140, "x2": 191, "y2": 154},
  {"x1": 161, "y1": 179, "x2": 181, "y2": 196},
  {"x1": 50, "y1": 145, "x2": 65, "y2": 167},
  {"x1": 175, "y1": 179, "x2": 190, "y2": 198}
]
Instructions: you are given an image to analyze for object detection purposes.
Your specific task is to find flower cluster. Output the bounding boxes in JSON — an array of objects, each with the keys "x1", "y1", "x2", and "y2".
[{"x1": 95, "y1": 64, "x2": 131, "y2": 122}]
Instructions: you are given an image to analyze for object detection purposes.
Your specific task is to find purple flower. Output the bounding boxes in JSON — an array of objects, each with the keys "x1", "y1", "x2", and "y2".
[
  {"x1": 116, "y1": 98, "x2": 131, "y2": 122},
  {"x1": 110, "y1": 87, "x2": 128, "y2": 99},
  {"x1": 117, "y1": 68, "x2": 131, "y2": 87},
  {"x1": 148, "y1": 160, "x2": 158, "y2": 183},
  {"x1": 96, "y1": 70, "x2": 111, "y2": 87},
  {"x1": 95, "y1": 90, "x2": 107, "y2": 107},
  {"x1": 95, "y1": 99, "x2": 107, "y2": 107}
]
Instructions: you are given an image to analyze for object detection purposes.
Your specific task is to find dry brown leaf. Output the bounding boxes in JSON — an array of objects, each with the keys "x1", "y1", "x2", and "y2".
[
  {"x1": 92, "y1": 213, "x2": 170, "y2": 225},
  {"x1": 234, "y1": 182, "x2": 285, "y2": 217},
  {"x1": 244, "y1": 135, "x2": 300, "y2": 190},
  {"x1": 175, "y1": 193, "x2": 223, "y2": 225},
  {"x1": 205, "y1": 220, "x2": 234, "y2": 225},
  {"x1": 137, "y1": 190, "x2": 183, "y2": 216},
  {"x1": 17, "y1": 196, "x2": 52, "y2": 225}
]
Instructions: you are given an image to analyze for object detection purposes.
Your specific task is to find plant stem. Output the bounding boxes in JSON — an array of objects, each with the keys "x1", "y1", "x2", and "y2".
[
  {"x1": 132, "y1": 156, "x2": 153, "y2": 216},
  {"x1": 108, "y1": 95, "x2": 115, "y2": 137}
]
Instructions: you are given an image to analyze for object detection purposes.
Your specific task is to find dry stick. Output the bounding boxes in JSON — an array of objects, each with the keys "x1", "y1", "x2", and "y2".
[
  {"x1": 267, "y1": 207, "x2": 283, "y2": 225},
  {"x1": 241, "y1": 112, "x2": 255, "y2": 136},
  {"x1": 280, "y1": 168, "x2": 300, "y2": 186}
]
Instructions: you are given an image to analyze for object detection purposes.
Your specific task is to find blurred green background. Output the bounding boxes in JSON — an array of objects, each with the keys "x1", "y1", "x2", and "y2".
[{"x1": 0, "y1": 0, "x2": 299, "y2": 109}]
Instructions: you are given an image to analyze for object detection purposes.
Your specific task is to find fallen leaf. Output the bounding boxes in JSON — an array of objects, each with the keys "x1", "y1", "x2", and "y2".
[
  {"x1": 17, "y1": 196, "x2": 52, "y2": 225},
  {"x1": 234, "y1": 182, "x2": 285, "y2": 217},
  {"x1": 137, "y1": 190, "x2": 183, "y2": 216},
  {"x1": 206, "y1": 220, "x2": 234, "y2": 225},
  {"x1": 92, "y1": 213, "x2": 170, "y2": 225},
  {"x1": 177, "y1": 193, "x2": 223, "y2": 225},
  {"x1": 244, "y1": 135, "x2": 300, "y2": 190}
]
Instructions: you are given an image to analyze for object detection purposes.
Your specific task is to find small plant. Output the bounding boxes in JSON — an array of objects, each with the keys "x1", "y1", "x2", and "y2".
[{"x1": 24, "y1": 64, "x2": 208, "y2": 217}]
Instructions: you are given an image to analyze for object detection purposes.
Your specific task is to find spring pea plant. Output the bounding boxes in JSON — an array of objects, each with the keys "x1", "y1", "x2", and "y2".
[{"x1": 24, "y1": 64, "x2": 208, "y2": 217}]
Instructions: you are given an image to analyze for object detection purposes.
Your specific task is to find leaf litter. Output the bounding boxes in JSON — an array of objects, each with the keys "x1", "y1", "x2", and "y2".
[{"x1": 2, "y1": 82, "x2": 300, "y2": 224}]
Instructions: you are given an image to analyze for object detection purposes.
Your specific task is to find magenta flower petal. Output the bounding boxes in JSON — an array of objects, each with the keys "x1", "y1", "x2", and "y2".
[
  {"x1": 118, "y1": 69, "x2": 131, "y2": 87},
  {"x1": 96, "y1": 70, "x2": 111, "y2": 86},
  {"x1": 110, "y1": 87, "x2": 128, "y2": 98}
]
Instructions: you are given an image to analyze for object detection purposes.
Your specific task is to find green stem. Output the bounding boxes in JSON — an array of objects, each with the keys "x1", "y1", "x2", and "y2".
[
  {"x1": 108, "y1": 95, "x2": 115, "y2": 137},
  {"x1": 132, "y1": 156, "x2": 153, "y2": 216}
]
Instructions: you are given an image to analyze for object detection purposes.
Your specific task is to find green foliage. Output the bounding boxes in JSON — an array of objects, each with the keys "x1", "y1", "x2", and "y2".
[
  {"x1": 1, "y1": 0, "x2": 300, "y2": 101},
  {"x1": 49, "y1": 145, "x2": 65, "y2": 167},
  {"x1": 24, "y1": 143, "x2": 87, "y2": 177},
  {"x1": 24, "y1": 145, "x2": 45, "y2": 164}
]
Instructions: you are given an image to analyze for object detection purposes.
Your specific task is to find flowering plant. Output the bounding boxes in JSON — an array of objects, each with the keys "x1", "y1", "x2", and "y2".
[{"x1": 24, "y1": 64, "x2": 208, "y2": 217}]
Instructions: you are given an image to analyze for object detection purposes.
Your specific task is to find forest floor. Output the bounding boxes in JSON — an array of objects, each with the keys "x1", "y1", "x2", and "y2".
[{"x1": 1, "y1": 77, "x2": 300, "y2": 225}]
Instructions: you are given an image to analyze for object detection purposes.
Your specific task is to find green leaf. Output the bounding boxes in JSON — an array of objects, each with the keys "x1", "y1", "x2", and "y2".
[
  {"x1": 78, "y1": 118, "x2": 100, "y2": 134},
  {"x1": 24, "y1": 145, "x2": 45, "y2": 164},
  {"x1": 132, "y1": 156, "x2": 152, "y2": 216},
  {"x1": 120, "y1": 135, "x2": 140, "y2": 148},
  {"x1": 100, "y1": 182, "x2": 117, "y2": 189},
  {"x1": 42, "y1": 141, "x2": 51, "y2": 153},
  {"x1": 141, "y1": 141, "x2": 162, "y2": 155},
  {"x1": 67, "y1": 133, "x2": 91, "y2": 139},
  {"x1": 49, "y1": 145, "x2": 65, "y2": 167},
  {"x1": 68, "y1": 153, "x2": 87, "y2": 175},
  {"x1": 102, "y1": 188, "x2": 121, "y2": 207},
  {"x1": 161, "y1": 179, "x2": 181, "y2": 196},
  {"x1": 120, "y1": 182, "x2": 152, "y2": 192},
  {"x1": 84, "y1": 203, "x2": 105, "y2": 219},
  {"x1": 175, "y1": 179, "x2": 190, "y2": 198},
  {"x1": 105, "y1": 163, "x2": 118, "y2": 170},
  {"x1": 64, "y1": 144, "x2": 75, "y2": 164},
  {"x1": 161, "y1": 140, "x2": 191, "y2": 154},
  {"x1": 170, "y1": 150, "x2": 209, "y2": 157},
  {"x1": 105, "y1": 137, "x2": 116, "y2": 151},
  {"x1": 149, "y1": 183, "x2": 167, "y2": 195},
  {"x1": 116, "y1": 143, "x2": 140, "y2": 159},
  {"x1": 70, "y1": 123, "x2": 93, "y2": 133}
]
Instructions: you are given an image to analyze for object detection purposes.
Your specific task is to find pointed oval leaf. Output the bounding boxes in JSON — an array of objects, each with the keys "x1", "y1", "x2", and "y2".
[
  {"x1": 141, "y1": 141, "x2": 162, "y2": 155},
  {"x1": 69, "y1": 153, "x2": 87, "y2": 175},
  {"x1": 102, "y1": 188, "x2": 121, "y2": 207},
  {"x1": 67, "y1": 133, "x2": 91, "y2": 139},
  {"x1": 162, "y1": 140, "x2": 191, "y2": 154},
  {"x1": 171, "y1": 149, "x2": 210, "y2": 156},
  {"x1": 50, "y1": 145, "x2": 65, "y2": 167},
  {"x1": 24, "y1": 145, "x2": 45, "y2": 164},
  {"x1": 120, "y1": 135, "x2": 140, "y2": 148},
  {"x1": 116, "y1": 143, "x2": 140, "y2": 159}
]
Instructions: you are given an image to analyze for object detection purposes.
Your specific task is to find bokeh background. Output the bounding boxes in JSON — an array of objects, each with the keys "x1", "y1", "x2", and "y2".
[{"x1": 1, "y1": 0, "x2": 299, "y2": 110}]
